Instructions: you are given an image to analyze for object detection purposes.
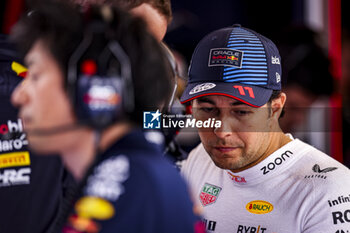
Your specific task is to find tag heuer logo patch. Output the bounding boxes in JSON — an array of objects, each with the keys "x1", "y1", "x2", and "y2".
[
  {"x1": 199, "y1": 183, "x2": 222, "y2": 206},
  {"x1": 208, "y1": 48, "x2": 243, "y2": 68}
]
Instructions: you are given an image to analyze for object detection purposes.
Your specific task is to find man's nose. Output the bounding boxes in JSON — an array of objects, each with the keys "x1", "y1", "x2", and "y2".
[
  {"x1": 213, "y1": 116, "x2": 234, "y2": 139},
  {"x1": 11, "y1": 79, "x2": 28, "y2": 108}
]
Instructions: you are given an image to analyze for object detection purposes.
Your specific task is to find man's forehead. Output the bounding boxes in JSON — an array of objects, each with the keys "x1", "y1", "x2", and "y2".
[
  {"x1": 24, "y1": 40, "x2": 51, "y2": 67},
  {"x1": 24, "y1": 42, "x2": 42, "y2": 67},
  {"x1": 195, "y1": 95, "x2": 248, "y2": 106}
]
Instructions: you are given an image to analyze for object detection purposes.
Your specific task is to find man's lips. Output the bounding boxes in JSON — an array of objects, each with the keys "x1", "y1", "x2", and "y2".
[
  {"x1": 19, "y1": 114, "x2": 32, "y2": 129},
  {"x1": 214, "y1": 146, "x2": 239, "y2": 153}
]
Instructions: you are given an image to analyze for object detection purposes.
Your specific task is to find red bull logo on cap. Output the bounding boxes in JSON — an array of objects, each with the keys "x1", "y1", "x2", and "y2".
[
  {"x1": 208, "y1": 48, "x2": 243, "y2": 68},
  {"x1": 227, "y1": 55, "x2": 238, "y2": 61}
]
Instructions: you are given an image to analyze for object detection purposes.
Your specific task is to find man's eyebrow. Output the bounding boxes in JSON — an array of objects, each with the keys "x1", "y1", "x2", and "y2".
[
  {"x1": 231, "y1": 101, "x2": 247, "y2": 106},
  {"x1": 196, "y1": 97, "x2": 248, "y2": 106}
]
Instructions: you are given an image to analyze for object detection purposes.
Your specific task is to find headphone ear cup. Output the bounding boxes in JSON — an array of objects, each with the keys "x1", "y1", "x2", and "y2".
[
  {"x1": 67, "y1": 19, "x2": 134, "y2": 130},
  {"x1": 76, "y1": 73, "x2": 124, "y2": 129}
]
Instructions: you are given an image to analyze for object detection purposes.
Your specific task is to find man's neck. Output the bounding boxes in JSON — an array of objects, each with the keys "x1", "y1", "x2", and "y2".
[
  {"x1": 60, "y1": 130, "x2": 96, "y2": 182},
  {"x1": 257, "y1": 132, "x2": 292, "y2": 164},
  {"x1": 61, "y1": 123, "x2": 132, "y2": 182},
  {"x1": 231, "y1": 131, "x2": 292, "y2": 173},
  {"x1": 98, "y1": 123, "x2": 132, "y2": 153}
]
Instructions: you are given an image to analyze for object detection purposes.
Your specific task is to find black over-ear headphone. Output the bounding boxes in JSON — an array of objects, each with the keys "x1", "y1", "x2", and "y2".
[{"x1": 67, "y1": 18, "x2": 134, "y2": 130}]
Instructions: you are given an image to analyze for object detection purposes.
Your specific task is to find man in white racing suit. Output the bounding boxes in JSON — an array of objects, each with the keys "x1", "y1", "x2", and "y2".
[{"x1": 180, "y1": 24, "x2": 350, "y2": 233}]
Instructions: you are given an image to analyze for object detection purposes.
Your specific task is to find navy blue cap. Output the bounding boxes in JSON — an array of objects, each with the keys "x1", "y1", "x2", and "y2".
[{"x1": 180, "y1": 25, "x2": 282, "y2": 107}]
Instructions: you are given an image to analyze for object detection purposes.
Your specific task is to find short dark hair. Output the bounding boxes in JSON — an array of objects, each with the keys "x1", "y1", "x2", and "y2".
[
  {"x1": 11, "y1": 2, "x2": 173, "y2": 126},
  {"x1": 58, "y1": 0, "x2": 172, "y2": 23},
  {"x1": 109, "y1": 0, "x2": 172, "y2": 23}
]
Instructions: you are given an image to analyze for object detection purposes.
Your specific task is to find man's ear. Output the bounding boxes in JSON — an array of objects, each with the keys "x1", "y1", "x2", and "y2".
[{"x1": 271, "y1": 92, "x2": 286, "y2": 120}]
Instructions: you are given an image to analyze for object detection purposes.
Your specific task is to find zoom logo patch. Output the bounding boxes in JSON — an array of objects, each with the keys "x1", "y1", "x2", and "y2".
[{"x1": 260, "y1": 150, "x2": 293, "y2": 175}]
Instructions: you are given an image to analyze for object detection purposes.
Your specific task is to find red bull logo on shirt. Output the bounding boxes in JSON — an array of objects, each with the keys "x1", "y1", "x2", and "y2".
[{"x1": 199, "y1": 183, "x2": 222, "y2": 206}]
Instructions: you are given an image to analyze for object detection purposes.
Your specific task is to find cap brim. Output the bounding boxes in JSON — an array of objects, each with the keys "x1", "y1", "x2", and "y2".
[{"x1": 180, "y1": 82, "x2": 273, "y2": 107}]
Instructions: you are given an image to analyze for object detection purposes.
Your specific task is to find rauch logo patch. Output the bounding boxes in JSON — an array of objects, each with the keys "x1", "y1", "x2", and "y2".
[
  {"x1": 246, "y1": 200, "x2": 273, "y2": 214},
  {"x1": 208, "y1": 48, "x2": 243, "y2": 68},
  {"x1": 199, "y1": 183, "x2": 222, "y2": 206}
]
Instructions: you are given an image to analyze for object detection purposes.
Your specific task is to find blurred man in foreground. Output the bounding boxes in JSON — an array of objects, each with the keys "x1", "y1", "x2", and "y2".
[{"x1": 11, "y1": 2, "x2": 203, "y2": 232}]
